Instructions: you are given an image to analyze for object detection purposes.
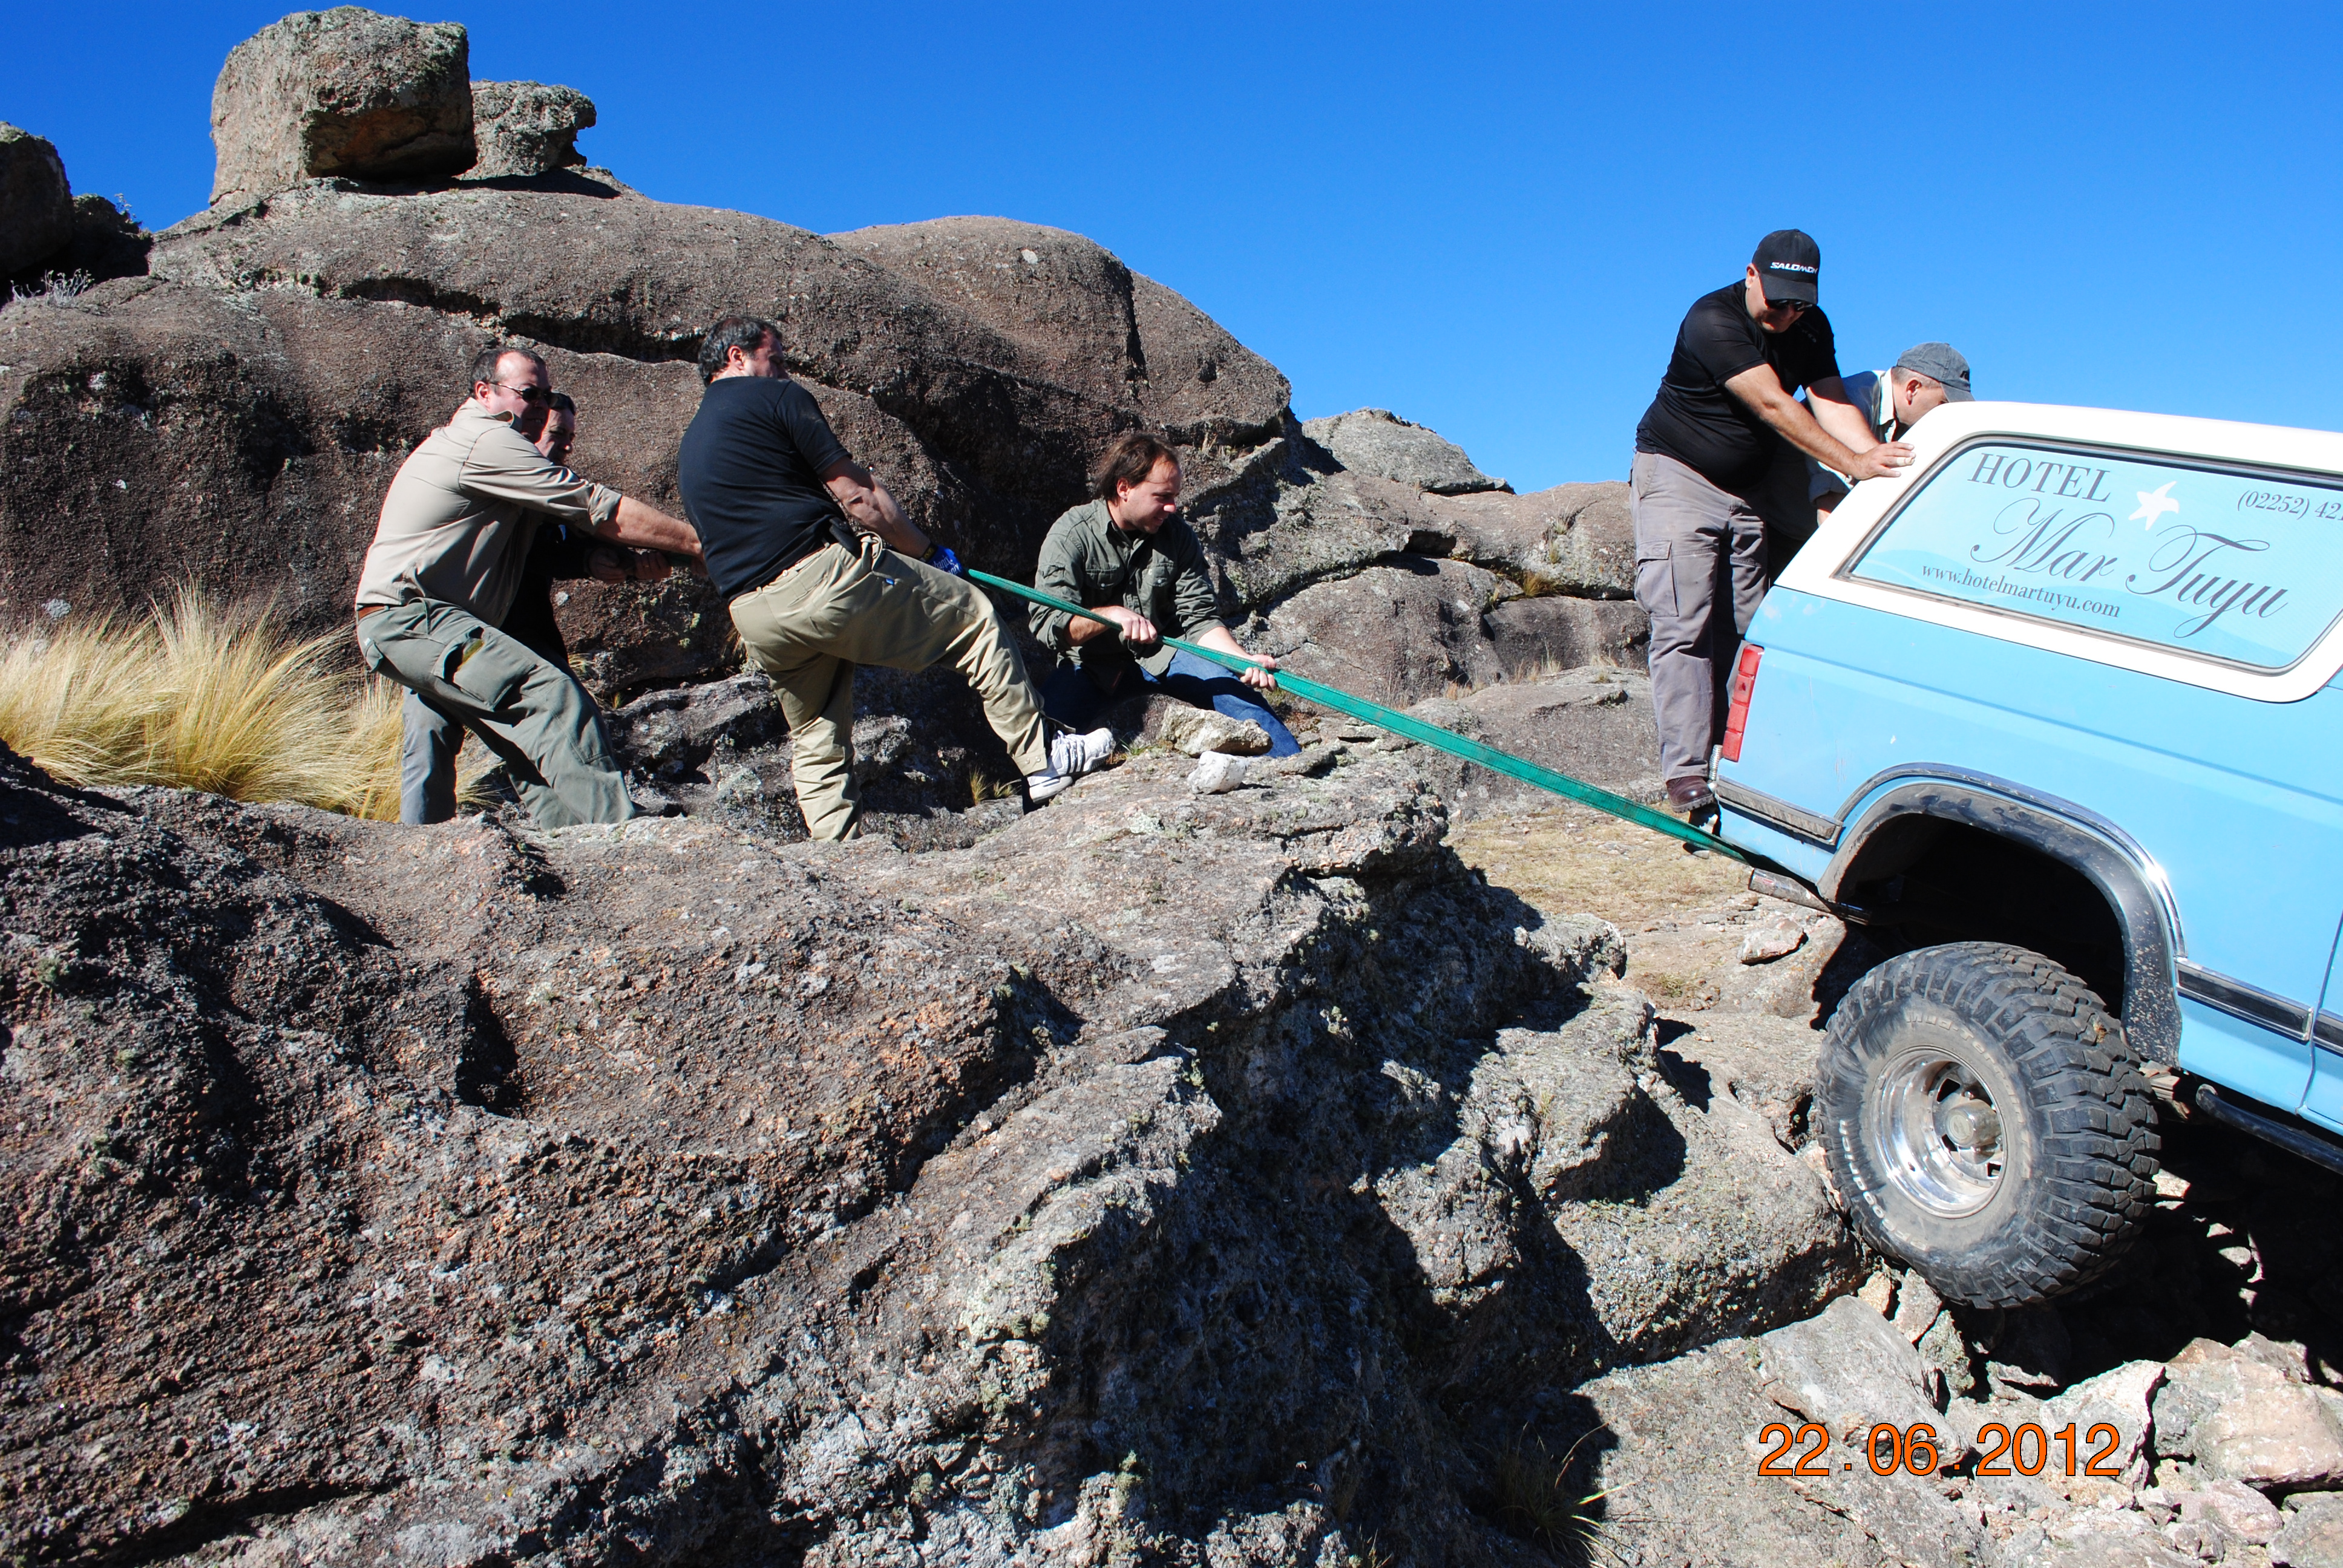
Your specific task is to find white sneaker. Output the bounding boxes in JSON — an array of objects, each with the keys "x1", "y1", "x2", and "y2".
[
  {"x1": 1050, "y1": 727, "x2": 1115, "y2": 778},
  {"x1": 1025, "y1": 727, "x2": 1115, "y2": 805}
]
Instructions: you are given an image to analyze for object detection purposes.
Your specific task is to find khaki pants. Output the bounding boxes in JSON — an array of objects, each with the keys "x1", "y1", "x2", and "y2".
[
  {"x1": 1630, "y1": 451, "x2": 1769, "y2": 783},
  {"x1": 729, "y1": 534, "x2": 1049, "y2": 842},
  {"x1": 356, "y1": 592, "x2": 635, "y2": 828}
]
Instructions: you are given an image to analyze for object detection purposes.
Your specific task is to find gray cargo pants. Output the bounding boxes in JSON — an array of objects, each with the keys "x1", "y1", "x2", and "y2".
[
  {"x1": 400, "y1": 691, "x2": 464, "y2": 824},
  {"x1": 356, "y1": 592, "x2": 634, "y2": 828},
  {"x1": 1630, "y1": 450, "x2": 1769, "y2": 783}
]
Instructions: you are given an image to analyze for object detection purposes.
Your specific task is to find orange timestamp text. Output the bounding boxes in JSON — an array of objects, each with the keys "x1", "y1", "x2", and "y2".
[{"x1": 1757, "y1": 1421, "x2": 2132, "y2": 1479}]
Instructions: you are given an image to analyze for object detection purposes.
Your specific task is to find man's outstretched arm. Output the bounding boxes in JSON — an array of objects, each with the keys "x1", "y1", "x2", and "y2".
[
  {"x1": 462, "y1": 428, "x2": 703, "y2": 559},
  {"x1": 1725, "y1": 366, "x2": 1910, "y2": 482},
  {"x1": 1804, "y1": 374, "x2": 1879, "y2": 459},
  {"x1": 820, "y1": 459, "x2": 931, "y2": 558},
  {"x1": 598, "y1": 494, "x2": 703, "y2": 558}
]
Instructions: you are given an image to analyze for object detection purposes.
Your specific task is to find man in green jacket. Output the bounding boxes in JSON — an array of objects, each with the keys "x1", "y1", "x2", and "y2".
[{"x1": 1031, "y1": 433, "x2": 1298, "y2": 757}]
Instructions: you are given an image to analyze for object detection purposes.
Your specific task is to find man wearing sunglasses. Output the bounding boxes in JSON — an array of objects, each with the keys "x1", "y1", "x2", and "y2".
[
  {"x1": 356, "y1": 345, "x2": 701, "y2": 826},
  {"x1": 394, "y1": 391, "x2": 678, "y2": 822},
  {"x1": 1629, "y1": 229, "x2": 1914, "y2": 824}
]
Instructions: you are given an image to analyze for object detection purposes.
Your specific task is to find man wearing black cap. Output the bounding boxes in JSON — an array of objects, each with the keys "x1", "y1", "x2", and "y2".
[
  {"x1": 1631, "y1": 229, "x2": 1913, "y2": 822},
  {"x1": 1808, "y1": 342, "x2": 1975, "y2": 522}
]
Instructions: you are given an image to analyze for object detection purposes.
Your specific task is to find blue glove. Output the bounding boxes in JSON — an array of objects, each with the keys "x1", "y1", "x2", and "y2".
[{"x1": 929, "y1": 545, "x2": 966, "y2": 577}]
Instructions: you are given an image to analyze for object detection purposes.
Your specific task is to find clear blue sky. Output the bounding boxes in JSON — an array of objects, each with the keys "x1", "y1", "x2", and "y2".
[{"x1": 9, "y1": 3, "x2": 2339, "y2": 493}]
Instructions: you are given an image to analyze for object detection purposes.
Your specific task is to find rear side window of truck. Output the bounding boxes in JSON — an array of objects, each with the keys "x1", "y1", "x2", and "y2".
[{"x1": 1836, "y1": 440, "x2": 2343, "y2": 673}]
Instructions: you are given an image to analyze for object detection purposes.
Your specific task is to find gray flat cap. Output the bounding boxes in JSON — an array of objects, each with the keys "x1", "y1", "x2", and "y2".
[{"x1": 1893, "y1": 342, "x2": 1973, "y2": 401}]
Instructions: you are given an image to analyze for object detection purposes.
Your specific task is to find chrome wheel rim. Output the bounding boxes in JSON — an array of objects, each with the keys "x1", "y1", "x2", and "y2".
[{"x1": 1872, "y1": 1047, "x2": 2005, "y2": 1218}]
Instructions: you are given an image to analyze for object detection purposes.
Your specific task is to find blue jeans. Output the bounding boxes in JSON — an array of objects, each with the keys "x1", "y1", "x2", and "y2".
[{"x1": 1041, "y1": 650, "x2": 1301, "y2": 757}]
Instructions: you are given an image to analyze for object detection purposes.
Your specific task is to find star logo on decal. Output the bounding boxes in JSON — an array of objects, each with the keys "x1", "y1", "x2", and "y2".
[{"x1": 2131, "y1": 482, "x2": 2180, "y2": 529}]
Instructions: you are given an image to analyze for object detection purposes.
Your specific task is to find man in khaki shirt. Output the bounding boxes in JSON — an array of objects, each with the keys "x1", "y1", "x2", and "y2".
[{"x1": 355, "y1": 344, "x2": 700, "y2": 827}]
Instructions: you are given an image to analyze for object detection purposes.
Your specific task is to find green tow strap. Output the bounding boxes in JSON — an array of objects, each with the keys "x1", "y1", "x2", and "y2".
[{"x1": 966, "y1": 567, "x2": 1749, "y2": 863}]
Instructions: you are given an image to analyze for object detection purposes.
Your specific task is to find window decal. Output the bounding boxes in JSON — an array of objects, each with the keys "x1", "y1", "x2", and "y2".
[{"x1": 1842, "y1": 442, "x2": 2343, "y2": 670}]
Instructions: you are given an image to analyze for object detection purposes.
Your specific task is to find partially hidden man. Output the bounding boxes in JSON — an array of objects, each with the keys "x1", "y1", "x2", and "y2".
[
  {"x1": 1630, "y1": 229, "x2": 1913, "y2": 823},
  {"x1": 1807, "y1": 342, "x2": 1975, "y2": 522},
  {"x1": 1031, "y1": 433, "x2": 1297, "y2": 757},
  {"x1": 398, "y1": 390, "x2": 675, "y2": 823},
  {"x1": 673, "y1": 315, "x2": 1111, "y2": 843},
  {"x1": 356, "y1": 344, "x2": 702, "y2": 827}
]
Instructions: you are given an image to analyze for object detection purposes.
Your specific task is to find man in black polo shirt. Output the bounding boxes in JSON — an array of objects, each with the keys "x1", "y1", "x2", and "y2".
[
  {"x1": 674, "y1": 315, "x2": 1109, "y2": 841},
  {"x1": 1631, "y1": 230, "x2": 1913, "y2": 820}
]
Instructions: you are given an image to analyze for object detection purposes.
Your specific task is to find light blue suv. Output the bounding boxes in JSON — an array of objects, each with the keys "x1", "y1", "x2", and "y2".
[{"x1": 1712, "y1": 402, "x2": 2343, "y2": 1309}]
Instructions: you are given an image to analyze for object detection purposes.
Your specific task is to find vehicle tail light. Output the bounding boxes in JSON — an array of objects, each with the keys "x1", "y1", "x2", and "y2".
[{"x1": 1720, "y1": 643, "x2": 1763, "y2": 763}]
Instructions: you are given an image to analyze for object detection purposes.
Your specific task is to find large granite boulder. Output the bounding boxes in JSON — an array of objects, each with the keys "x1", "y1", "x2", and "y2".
[
  {"x1": 1486, "y1": 590, "x2": 1650, "y2": 673},
  {"x1": 3, "y1": 12, "x2": 1647, "y2": 713},
  {"x1": 0, "y1": 123, "x2": 74, "y2": 276},
  {"x1": 1254, "y1": 554, "x2": 1647, "y2": 709},
  {"x1": 46, "y1": 195, "x2": 153, "y2": 286},
  {"x1": 1426, "y1": 479, "x2": 1636, "y2": 598},
  {"x1": 1196, "y1": 449, "x2": 1437, "y2": 610},
  {"x1": 1401, "y1": 665, "x2": 1666, "y2": 816},
  {"x1": 0, "y1": 192, "x2": 1289, "y2": 683},
  {"x1": 468, "y1": 80, "x2": 594, "y2": 177},
  {"x1": 1303, "y1": 406, "x2": 1507, "y2": 494},
  {"x1": 0, "y1": 278, "x2": 483, "y2": 632},
  {"x1": 1257, "y1": 557, "x2": 1517, "y2": 706},
  {"x1": 150, "y1": 189, "x2": 1283, "y2": 537},
  {"x1": 209, "y1": 7, "x2": 476, "y2": 206}
]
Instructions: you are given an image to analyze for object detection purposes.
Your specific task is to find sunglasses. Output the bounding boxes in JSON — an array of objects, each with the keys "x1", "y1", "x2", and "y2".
[
  {"x1": 491, "y1": 381, "x2": 554, "y2": 406},
  {"x1": 1771, "y1": 297, "x2": 1812, "y2": 316}
]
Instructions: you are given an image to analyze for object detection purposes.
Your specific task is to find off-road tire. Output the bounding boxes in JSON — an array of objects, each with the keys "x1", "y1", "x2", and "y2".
[{"x1": 1820, "y1": 941, "x2": 2159, "y2": 1308}]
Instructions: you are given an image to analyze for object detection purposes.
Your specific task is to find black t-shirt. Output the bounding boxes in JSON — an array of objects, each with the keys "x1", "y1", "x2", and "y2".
[
  {"x1": 497, "y1": 523, "x2": 597, "y2": 669},
  {"x1": 1634, "y1": 283, "x2": 1840, "y2": 491},
  {"x1": 675, "y1": 377, "x2": 854, "y2": 601}
]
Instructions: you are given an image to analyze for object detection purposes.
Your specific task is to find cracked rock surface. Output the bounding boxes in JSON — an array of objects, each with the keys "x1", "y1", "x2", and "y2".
[{"x1": 0, "y1": 740, "x2": 1860, "y2": 1565}]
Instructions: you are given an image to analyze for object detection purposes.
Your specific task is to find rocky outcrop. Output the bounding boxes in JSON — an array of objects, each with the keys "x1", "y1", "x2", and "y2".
[
  {"x1": 1426, "y1": 479, "x2": 1634, "y2": 598},
  {"x1": 0, "y1": 189, "x2": 1300, "y2": 682},
  {"x1": 1568, "y1": 1281, "x2": 2343, "y2": 1566},
  {"x1": 209, "y1": 7, "x2": 476, "y2": 207},
  {"x1": 5, "y1": 8, "x2": 1645, "y2": 719},
  {"x1": 0, "y1": 124, "x2": 73, "y2": 276},
  {"x1": 0, "y1": 122, "x2": 153, "y2": 293},
  {"x1": 1249, "y1": 557, "x2": 1642, "y2": 708},
  {"x1": 0, "y1": 731, "x2": 1868, "y2": 1564},
  {"x1": 468, "y1": 80, "x2": 594, "y2": 177},
  {"x1": 1259, "y1": 557, "x2": 1519, "y2": 706},
  {"x1": 45, "y1": 194, "x2": 153, "y2": 287},
  {"x1": 1303, "y1": 407, "x2": 1506, "y2": 495},
  {"x1": 0, "y1": 277, "x2": 503, "y2": 636}
]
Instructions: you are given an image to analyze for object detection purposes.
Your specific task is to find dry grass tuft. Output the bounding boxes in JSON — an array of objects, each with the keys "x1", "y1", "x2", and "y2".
[
  {"x1": 0, "y1": 613, "x2": 157, "y2": 786},
  {"x1": 0, "y1": 589, "x2": 487, "y2": 820},
  {"x1": 966, "y1": 763, "x2": 1023, "y2": 806}
]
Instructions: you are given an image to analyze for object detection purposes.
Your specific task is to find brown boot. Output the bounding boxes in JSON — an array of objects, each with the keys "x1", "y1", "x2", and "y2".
[{"x1": 1666, "y1": 775, "x2": 1717, "y2": 828}]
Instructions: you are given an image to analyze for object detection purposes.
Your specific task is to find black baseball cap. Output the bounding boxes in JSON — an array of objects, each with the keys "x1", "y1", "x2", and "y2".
[{"x1": 1752, "y1": 229, "x2": 1820, "y2": 305}]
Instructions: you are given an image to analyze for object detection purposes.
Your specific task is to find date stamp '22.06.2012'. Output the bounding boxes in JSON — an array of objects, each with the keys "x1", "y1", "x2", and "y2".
[{"x1": 1758, "y1": 1422, "x2": 2134, "y2": 1480}]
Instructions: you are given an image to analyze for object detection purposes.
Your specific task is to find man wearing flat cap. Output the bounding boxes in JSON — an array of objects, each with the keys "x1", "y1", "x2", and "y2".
[
  {"x1": 1807, "y1": 343, "x2": 1976, "y2": 523},
  {"x1": 1630, "y1": 229, "x2": 1913, "y2": 823}
]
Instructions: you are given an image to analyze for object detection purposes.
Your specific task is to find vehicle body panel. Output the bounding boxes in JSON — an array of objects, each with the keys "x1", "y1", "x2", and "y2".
[
  {"x1": 1719, "y1": 401, "x2": 2343, "y2": 1120},
  {"x1": 2305, "y1": 927, "x2": 2343, "y2": 1134}
]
